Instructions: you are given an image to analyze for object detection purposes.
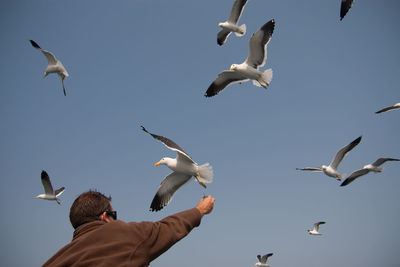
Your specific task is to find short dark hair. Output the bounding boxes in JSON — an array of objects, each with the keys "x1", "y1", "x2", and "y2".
[{"x1": 69, "y1": 190, "x2": 112, "y2": 229}]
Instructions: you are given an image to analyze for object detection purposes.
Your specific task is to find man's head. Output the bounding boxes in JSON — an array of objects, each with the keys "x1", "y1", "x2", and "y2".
[{"x1": 69, "y1": 190, "x2": 115, "y2": 229}]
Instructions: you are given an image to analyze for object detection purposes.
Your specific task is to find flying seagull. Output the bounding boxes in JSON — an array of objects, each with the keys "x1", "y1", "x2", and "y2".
[
  {"x1": 141, "y1": 126, "x2": 213, "y2": 211},
  {"x1": 205, "y1": 19, "x2": 275, "y2": 97},
  {"x1": 341, "y1": 158, "x2": 400, "y2": 186},
  {"x1": 217, "y1": 0, "x2": 248, "y2": 46},
  {"x1": 30, "y1": 40, "x2": 69, "y2": 96},
  {"x1": 296, "y1": 136, "x2": 362, "y2": 181},
  {"x1": 375, "y1": 103, "x2": 400, "y2": 114},
  {"x1": 307, "y1": 221, "x2": 326, "y2": 235},
  {"x1": 34, "y1": 170, "x2": 65, "y2": 204},
  {"x1": 340, "y1": 0, "x2": 354, "y2": 21},
  {"x1": 255, "y1": 253, "x2": 273, "y2": 267}
]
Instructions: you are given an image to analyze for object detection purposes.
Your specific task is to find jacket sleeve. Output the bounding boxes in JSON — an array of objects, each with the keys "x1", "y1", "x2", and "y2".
[{"x1": 139, "y1": 208, "x2": 202, "y2": 263}]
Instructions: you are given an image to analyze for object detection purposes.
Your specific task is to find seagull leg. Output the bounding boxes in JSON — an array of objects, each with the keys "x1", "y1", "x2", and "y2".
[
  {"x1": 195, "y1": 172, "x2": 207, "y2": 188},
  {"x1": 62, "y1": 78, "x2": 67, "y2": 96},
  {"x1": 258, "y1": 80, "x2": 268, "y2": 88}
]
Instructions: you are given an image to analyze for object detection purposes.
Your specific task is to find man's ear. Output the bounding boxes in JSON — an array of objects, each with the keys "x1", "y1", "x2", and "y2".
[{"x1": 100, "y1": 212, "x2": 111, "y2": 223}]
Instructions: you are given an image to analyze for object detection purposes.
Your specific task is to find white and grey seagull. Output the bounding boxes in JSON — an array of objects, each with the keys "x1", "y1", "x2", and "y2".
[
  {"x1": 307, "y1": 221, "x2": 326, "y2": 235},
  {"x1": 340, "y1": 0, "x2": 354, "y2": 21},
  {"x1": 217, "y1": 0, "x2": 248, "y2": 46},
  {"x1": 375, "y1": 103, "x2": 400, "y2": 114},
  {"x1": 341, "y1": 158, "x2": 400, "y2": 186},
  {"x1": 205, "y1": 19, "x2": 275, "y2": 97},
  {"x1": 141, "y1": 126, "x2": 213, "y2": 212},
  {"x1": 34, "y1": 170, "x2": 65, "y2": 205},
  {"x1": 296, "y1": 136, "x2": 362, "y2": 181},
  {"x1": 255, "y1": 253, "x2": 273, "y2": 267},
  {"x1": 30, "y1": 40, "x2": 69, "y2": 96},
  {"x1": 307, "y1": 222, "x2": 325, "y2": 235}
]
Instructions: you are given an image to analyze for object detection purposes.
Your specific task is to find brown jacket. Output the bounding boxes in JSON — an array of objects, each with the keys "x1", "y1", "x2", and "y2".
[{"x1": 43, "y1": 208, "x2": 202, "y2": 267}]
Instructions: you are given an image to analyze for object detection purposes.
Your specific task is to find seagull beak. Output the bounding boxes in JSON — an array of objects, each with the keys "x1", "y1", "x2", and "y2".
[
  {"x1": 154, "y1": 161, "x2": 161, "y2": 166},
  {"x1": 34, "y1": 196, "x2": 39, "y2": 199},
  {"x1": 229, "y1": 66, "x2": 234, "y2": 71}
]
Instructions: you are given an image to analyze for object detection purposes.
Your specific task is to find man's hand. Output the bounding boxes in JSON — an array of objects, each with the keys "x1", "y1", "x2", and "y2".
[{"x1": 196, "y1": 195, "x2": 215, "y2": 216}]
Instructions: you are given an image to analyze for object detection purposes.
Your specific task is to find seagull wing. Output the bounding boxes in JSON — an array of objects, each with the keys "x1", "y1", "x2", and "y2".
[
  {"x1": 375, "y1": 103, "x2": 400, "y2": 114},
  {"x1": 41, "y1": 170, "x2": 54, "y2": 195},
  {"x1": 176, "y1": 151, "x2": 196, "y2": 165},
  {"x1": 261, "y1": 253, "x2": 273, "y2": 263},
  {"x1": 227, "y1": 0, "x2": 248, "y2": 23},
  {"x1": 205, "y1": 70, "x2": 248, "y2": 97},
  {"x1": 340, "y1": 0, "x2": 354, "y2": 21},
  {"x1": 217, "y1": 29, "x2": 232, "y2": 46},
  {"x1": 375, "y1": 105, "x2": 397, "y2": 114},
  {"x1": 376, "y1": 106, "x2": 394, "y2": 114},
  {"x1": 314, "y1": 221, "x2": 325, "y2": 231},
  {"x1": 371, "y1": 157, "x2": 400, "y2": 167},
  {"x1": 141, "y1": 126, "x2": 194, "y2": 163},
  {"x1": 29, "y1": 40, "x2": 58, "y2": 65},
  {"x1": 340, "y1": 169, "x2": 369, "y2": 186},
  {"x1": 54, "y1": 187, "x2": 65, "y2": 197},
  {"x1": 330, "y1": 136, "x2": 362, "y2": 170},
  {"x1": 150, "y1": 172, "x2": 192, "y2": 211},
  {"x1": 296, "y1": 167, "x2": 323, "y2": 172},
  {"x1": 40, "y1": 49, "x2": 58, "y2": 65},
  {"x1": 29, "y1": 40, "x2": 41, "y2": 49},
  {"x1": 256, "y1": 255, "x2": 262, "y2": 263},
  {"x1": 245, "y1": 19, "x2": 275, "y2": 69}
]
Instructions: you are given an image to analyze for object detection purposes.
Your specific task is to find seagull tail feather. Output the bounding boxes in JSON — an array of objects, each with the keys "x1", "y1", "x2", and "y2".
[
  {"x1": 253, "y1": 68, "x2": 273, "y2": 88},
  {"x1": 198, "y1": 163, "x2": 213, "y2": 184},
  {"x1": 234, "y1": 24, "x2": 246, "y2": 37}
]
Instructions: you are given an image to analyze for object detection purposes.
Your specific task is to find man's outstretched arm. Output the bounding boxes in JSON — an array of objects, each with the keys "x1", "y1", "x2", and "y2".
[{"x1": 145, "y1": 195, "x2": 215, "y2": 263}]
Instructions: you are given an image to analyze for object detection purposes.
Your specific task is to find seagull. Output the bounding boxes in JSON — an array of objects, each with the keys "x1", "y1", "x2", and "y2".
[
  {"x1": 340, "y1": 0, "x2": 354, "y2": 21},
  {"x1": 217, "y1": 0, "x2": 248, "y2": 46},
  {"x1": 205, "y1": 19, "x2": 275, "y2": 97},
  {"x1": 375, "y1": 103, "x2": 400, "y2": 114},
  {"x1": 340, "y1": 158, "x2": 400, "y2": 186},
  {"x1": 296, "y1": 136, "x2": 362, "y2": 181},
  {"x1": 141, "y1": 126, "x2": 213, "y2": 211},
  {"x1": 307, "y1": 221, "x2": 326, "y2": 235},
  {"x1": 30, "y1": 40, "x2": 69, "y2": 96},
  {"x1": 255, "y1": 253, "x2": 273, "y2": 267},
  {"x1": 34, "y1": 170, "x2": 65, "y2": 204}
]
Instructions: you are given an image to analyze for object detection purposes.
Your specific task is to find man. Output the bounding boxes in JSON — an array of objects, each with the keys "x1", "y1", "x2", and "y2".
[{"x1": 43, "y1": 190, "x2": 215, "y2": 267}]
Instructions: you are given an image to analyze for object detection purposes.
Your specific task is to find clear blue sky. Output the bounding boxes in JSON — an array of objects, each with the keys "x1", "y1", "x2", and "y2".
[{"x1": 1, "y1": 0, "x2": 399, "y2": 266}]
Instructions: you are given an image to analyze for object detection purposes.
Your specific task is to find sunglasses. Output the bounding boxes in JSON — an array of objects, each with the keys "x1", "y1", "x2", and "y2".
[{"x1": 105, "y1": 210, "x2": 117, "y2": 220}]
